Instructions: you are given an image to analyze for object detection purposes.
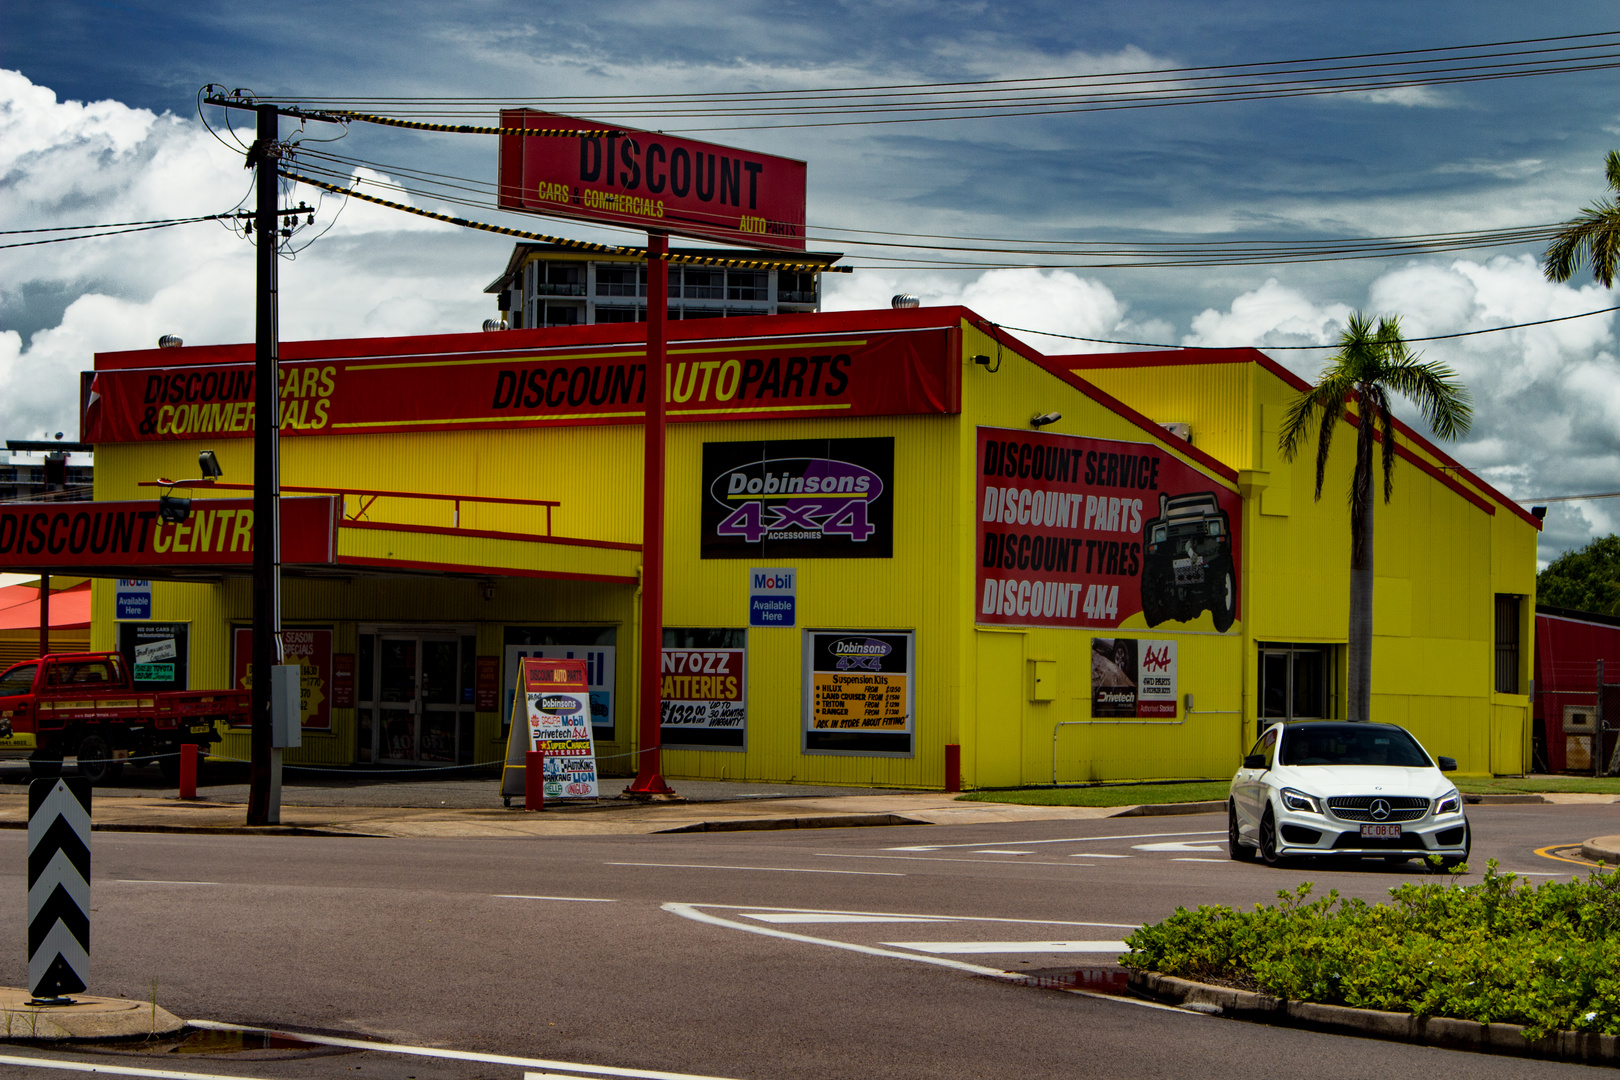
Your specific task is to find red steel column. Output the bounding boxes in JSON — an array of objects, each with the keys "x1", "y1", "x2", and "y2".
[
  {"x1": 628, "y1": 233, "x2": 674, "y2": 795},
  {"x1": 37, "y1": 572, "x2": 49, "y2": 659}
]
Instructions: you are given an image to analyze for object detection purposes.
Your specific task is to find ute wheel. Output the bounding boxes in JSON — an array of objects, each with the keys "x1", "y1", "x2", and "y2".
[
  {"x1": 1260, "y1": 806, "x2": 1285, "y2": 867},
  {"x1": 1210, "y1": 562, "x2": 1237, "y2": 633},
  {"x1": 28, "y1": 750, "x2": 61, "y2": 778},
  {"x1": 1228, "y1": 801, "x2": 1255, "y2": 861},
  {"x1": 1141, "y1": 571, "x2": 1170, "y2": 627},
  {"x1": 75, "y1": 734, "x2": 123, "y2": 785}
]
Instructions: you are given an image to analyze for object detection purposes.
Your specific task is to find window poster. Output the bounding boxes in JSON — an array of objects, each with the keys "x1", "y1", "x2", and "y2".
[
  {"x1": 702, "y1": 438, "x2": 894, "y2": 559},
  {"x1": 231, "y1": 626, "x2": 334, "y2": 729},
  {"x1": 803, "y1": 629, "x2": 914, "y2": 755},
  {"x1": 1090, "y1": 638, "x2": 1178, "y2": 719},
  {"x1": 117, "y1": 622, "x2": 189, "y2": 692},
  {"x1": 661, "y1": 628, "x2": 747, "y2": 749}
]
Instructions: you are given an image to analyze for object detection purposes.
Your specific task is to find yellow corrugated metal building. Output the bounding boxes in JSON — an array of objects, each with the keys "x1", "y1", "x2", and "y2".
[{"x1": 69, "y1": 304, "x2": 1536, "y2": 789}]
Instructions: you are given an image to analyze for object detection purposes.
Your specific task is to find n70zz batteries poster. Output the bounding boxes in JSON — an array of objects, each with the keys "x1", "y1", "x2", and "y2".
[{"x1": 975, "y1": 427, "x2": 1242, "y2": 633}]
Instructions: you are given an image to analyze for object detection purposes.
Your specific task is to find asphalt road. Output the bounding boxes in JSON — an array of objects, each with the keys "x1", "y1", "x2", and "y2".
[{"x1": 1, "y1": 802, "x2": 1614, "y2": 1080}]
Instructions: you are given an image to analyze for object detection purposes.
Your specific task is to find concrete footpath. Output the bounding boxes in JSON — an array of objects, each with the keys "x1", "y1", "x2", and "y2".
[{"x1": 0, "y1": 766, "x2": 1612, "y2": 839}]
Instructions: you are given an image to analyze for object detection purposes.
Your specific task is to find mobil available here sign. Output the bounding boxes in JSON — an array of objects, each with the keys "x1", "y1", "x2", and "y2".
[{"x1": 749, "y1": 567, "x2": 796, "y2": 627}]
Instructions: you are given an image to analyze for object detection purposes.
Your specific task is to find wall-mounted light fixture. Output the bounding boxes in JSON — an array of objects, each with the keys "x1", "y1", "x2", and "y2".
[
  {"x1": 1031, "y1": 412, "x2": 1061, "y2": 429},
  {"x1": 155, "y1": 450, "x2": 223, "y2": 525}
]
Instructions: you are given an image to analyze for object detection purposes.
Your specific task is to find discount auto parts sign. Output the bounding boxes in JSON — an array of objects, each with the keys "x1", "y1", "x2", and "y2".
[{"x1": 975, "y1": 427, "x2": 1241, "y2": 632}]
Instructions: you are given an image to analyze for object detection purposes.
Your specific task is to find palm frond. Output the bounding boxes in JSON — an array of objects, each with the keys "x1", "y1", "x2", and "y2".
[{"x1": 1377, "y1": 356, "x2": 1474, "y2": 441}]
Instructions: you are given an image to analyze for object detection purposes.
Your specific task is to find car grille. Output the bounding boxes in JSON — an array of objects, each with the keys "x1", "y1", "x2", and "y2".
[{"x1": 1326, "y1": 796, "x2": 1429, "y2": 822}]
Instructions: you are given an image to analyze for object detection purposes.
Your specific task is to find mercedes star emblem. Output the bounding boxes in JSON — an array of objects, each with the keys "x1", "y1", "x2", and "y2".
[{"x1": 1370, "y1": 799, "x2": 1392, "y2": 821}]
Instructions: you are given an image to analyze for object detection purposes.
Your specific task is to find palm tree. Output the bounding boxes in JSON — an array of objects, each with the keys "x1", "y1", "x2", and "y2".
[
  {"x1": 1279, "y1": 313, "x2": 1473, "y2": 723},
  {"x1": 1543, "y1": 149, "x2": 1620, "y2": 287}
]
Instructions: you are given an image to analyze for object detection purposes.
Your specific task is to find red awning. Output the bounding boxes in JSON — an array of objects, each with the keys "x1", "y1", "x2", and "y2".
[{"x1": 0, "y1": 580, "x2": 92, "y2": 630}]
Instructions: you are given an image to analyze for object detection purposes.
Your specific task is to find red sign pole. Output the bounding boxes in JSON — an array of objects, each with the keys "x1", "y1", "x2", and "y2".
[{"x1": 628, "y1": 232, "x2": 675, "y2": 797}]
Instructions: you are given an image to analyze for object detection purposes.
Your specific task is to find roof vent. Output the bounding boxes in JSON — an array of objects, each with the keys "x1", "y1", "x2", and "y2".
[
  {"x1": 891, "y1": 294, "x2": 920, "y2": 309},
  {"x1": 1160, "y1": 422, "x2": 1191, "y2": 443},
  {"x1": 158, "y1": 335, "x2": 183, "y2": 349},
  {"x1": 482, "y1": 319, "x2": 508, "y2": 332}
]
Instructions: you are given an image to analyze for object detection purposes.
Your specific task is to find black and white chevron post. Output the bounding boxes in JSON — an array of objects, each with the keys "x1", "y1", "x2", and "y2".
[{"x1": 27, "y1": 777, "x2": 91, "y2": 1003}]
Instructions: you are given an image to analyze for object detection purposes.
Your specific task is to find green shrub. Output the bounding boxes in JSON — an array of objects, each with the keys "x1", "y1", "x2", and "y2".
[{"x1": 1120, "y1": 862, "x2": 1620, "y2": 1038}]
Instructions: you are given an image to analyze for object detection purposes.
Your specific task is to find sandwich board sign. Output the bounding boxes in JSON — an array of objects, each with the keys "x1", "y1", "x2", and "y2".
[{"x1": 500, "y1": 657, "x2": 599, "y2": 803}]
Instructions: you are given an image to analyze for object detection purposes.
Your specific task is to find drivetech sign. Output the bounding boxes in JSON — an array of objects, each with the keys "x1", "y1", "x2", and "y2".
[
  {"x1": 497, "y1": 110, "x2": 807, "y2": 251},
  {"x1": 975, "y1": 427, "x2": 1241, "y2": 632}
]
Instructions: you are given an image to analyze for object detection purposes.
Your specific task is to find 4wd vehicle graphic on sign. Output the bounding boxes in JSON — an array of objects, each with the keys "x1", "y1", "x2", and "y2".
[{"x1": 1140, "y1": 491, "x2": 1236, "y2": 633}]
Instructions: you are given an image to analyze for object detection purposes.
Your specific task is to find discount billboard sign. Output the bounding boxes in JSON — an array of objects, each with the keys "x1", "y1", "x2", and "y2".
[
  {"x1": 976, "y1": 427, "x2": 1242, "y2": 633},
  {"x1": 497, "y1": 109, "x2": 808, "y2": 251}
]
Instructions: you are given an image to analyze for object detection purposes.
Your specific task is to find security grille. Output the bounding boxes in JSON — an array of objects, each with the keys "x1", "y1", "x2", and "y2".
[{"x1": 1327, "y1": 795, "x2": 1429, "y2": 822}]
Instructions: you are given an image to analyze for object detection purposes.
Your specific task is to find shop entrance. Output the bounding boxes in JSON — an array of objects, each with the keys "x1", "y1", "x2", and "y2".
[{"x1": 356, "y1": 628, "x2": 476, "y2": 766}]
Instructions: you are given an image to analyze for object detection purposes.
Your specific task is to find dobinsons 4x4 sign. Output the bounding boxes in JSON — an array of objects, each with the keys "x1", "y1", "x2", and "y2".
[
  {"x1": 975, "y1": 427, "x2": 1242, "y2": 633},
  {"x1": 702, "y1": 438, "x2": 893, "y2": 560},
  {"x1": 497, "y1": 109, "x2": 808, "y2": 251}
]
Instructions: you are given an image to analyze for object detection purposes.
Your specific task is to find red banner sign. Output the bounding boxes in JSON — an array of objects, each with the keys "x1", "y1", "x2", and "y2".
[
  {"x1": 975, "y1": 427, "x2": 1242, "y2": 632},
  {"x1": 497, "y1": 110, "x2": 807, "y2": 251},
  {"x1": 0, "y1": 497, "x2": 340, "y2": 569},
  {"x1": 83, "y1": 328, "x2": 956, "y2": 444}
]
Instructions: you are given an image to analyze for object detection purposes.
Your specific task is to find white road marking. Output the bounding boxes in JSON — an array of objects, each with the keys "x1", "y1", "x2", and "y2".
[
  {"x1": 1173, "y1": 858, "x2": 1230, "y2": 863},
  {"x1": 972, "y1": 849, "x2": 1034, "y2": 855},
  {"x1": 886, "y1": 940, "x2": 1131, "y2": 954},
  {"x1": 1132, "y1": 840, "x2": 1227, "y2": 853},
  {"x1": 885, "y1": 829, "x2": 1224, "y2": 852},
  {"x1": 1074, "y1": 853, "x2": 1133, "y2": 858},
  {"x1": 664, "y1": 904, "x2": 1184, "y2": 1014},
  {"x1": 494, "y1": 895, "x2": 619, "y2": 902},
  {"x1": 743, "y1": 912, "x2": 949, "y2": 924},
  {"x1": 110, "y1": 880, "x2": 219, "y2": 885},
  {"x1": 188, "y1": 1021, "x2": 749, "y2": 1080},
  {"x1": 816, "y1": 853, "x2": 1093, "y2": 867},
  {"x1": 679, "y1": 902, "x2": 1137, "y2": 928},
  {"x1": 607, "y1": 862, "x2": 902, "y2": 876},
  {"x1": 0, "y1": 1055, "x2": 262, "y2": 1080}
]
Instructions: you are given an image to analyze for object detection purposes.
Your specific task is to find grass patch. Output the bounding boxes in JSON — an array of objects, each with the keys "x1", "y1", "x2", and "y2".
[
  {"x1": 1459, "y1": 776, "x2": 1620, "y2": 795},
  {"x1": 1122, "y1": 863, "x2": 1620, "y2": 1039},
  {"x1": 956, "y1": 781, "x2": 1229, "y2": 807}
]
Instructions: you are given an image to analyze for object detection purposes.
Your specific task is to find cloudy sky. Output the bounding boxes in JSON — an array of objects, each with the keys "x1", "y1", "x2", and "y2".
[{"x1": 2, "y1": 2, "x2": 1618, "y2": 564}]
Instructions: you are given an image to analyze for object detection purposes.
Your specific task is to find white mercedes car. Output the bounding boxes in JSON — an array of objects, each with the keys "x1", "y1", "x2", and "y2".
[{"x1": 1228, "y1": 720, "x2": 1469, "y2": 867}]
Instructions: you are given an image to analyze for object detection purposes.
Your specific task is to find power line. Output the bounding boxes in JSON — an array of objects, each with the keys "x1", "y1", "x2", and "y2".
[
  {"x1": 255, "y1": 33, "x2": 1620, "y2": 131},
  {"x1": 0, "y1": 216, "x2": 226, "y2": 250},
  {"x1": 995, "y1": 305, "x2": 1620, "y2": 350}
]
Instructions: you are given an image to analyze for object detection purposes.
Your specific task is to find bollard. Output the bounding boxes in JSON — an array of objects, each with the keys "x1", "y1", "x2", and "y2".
[
  {"x1": 28, "y1": 777, "x2": 91, "y2": 1003},
  {"x1": 178, "y1": 744, "x2": 197, "y2": 800},
  {"x1": 525, "y1": 750, "x2": 545, "y2": 811}
]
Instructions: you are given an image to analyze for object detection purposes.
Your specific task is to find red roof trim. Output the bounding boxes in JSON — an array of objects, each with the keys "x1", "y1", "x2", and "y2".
[
  {"x1": 93, "y1": 305, "x2": 974, "y2": 371},
  {"x1": 1063, "y1": 345, "x2": 1539, "y2": 531},
  {"x1": 983, "y1": 324, "x2": 1239, "y2": 483},
  {"x1": 340, "y1": 519, "x2": 640, "y2": 551},
  {"x1": 334, "y1": 553, "x2": 636, "y2": 584}
]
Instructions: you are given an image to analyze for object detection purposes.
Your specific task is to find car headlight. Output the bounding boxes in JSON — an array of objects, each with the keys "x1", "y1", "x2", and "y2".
[
  {"x1": 1279, "y1": 787, "x2": 1321, "y2": 814},
  {"x1": 1435, "y1": 789, "x2": 1461, "y2": 816}
]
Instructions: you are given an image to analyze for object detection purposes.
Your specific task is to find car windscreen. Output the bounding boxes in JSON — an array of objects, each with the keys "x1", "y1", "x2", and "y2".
[{"x1": 1279, "y1": 724, "x2": 1432, "y2": 768}]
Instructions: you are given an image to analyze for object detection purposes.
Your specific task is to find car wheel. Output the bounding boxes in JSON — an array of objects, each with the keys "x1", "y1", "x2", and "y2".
[
  {"x1": 1259, "y1": 807, "x2": 1284, "y2": 866},
  {"x1": 1228, "y1": 801, "x2": 1254, "y2": 861},
  {"x1": 75, "y1": 734, "x2": 123, "y2": 785},
  {"x1": 1210, "y1": 562, "x2": 1236, "y2": 633}
]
